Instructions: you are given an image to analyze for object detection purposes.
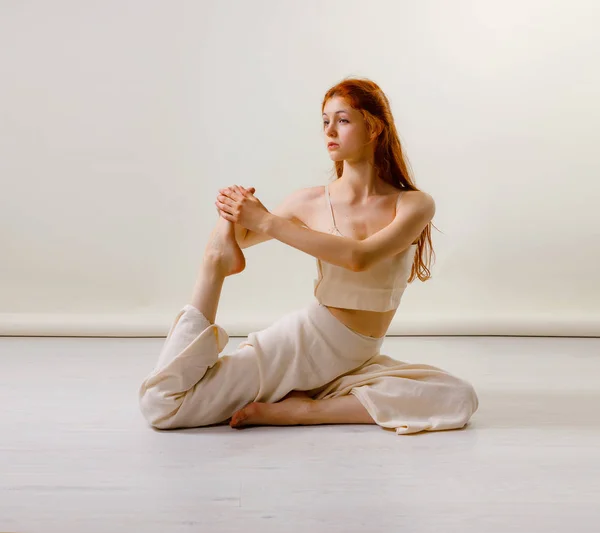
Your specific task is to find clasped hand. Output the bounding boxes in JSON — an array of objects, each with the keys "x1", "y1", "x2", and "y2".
[{"x1": 215, "y1": 185, "x2": 270, "y2": 233}]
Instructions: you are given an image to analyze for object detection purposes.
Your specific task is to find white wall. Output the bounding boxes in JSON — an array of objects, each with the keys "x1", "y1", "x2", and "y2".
[{"x1": 1, "y1": 0, "x2": 598, "y2": 337}]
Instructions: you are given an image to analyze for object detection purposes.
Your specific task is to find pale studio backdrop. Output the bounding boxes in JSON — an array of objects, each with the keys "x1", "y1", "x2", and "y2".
[{"x1": 1, "y1": 1, "x2": 598, "y2": 337}]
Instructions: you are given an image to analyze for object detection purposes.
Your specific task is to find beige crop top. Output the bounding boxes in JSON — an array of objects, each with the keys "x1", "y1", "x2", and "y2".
[{"x1": 313, "y1": 184, "x2": 417, "y2": 312}]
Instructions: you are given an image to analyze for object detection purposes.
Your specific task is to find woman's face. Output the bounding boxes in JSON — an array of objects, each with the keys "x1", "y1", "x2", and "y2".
[{"x1": 322, "y1": 96, "x2": 371, "y2": 162}]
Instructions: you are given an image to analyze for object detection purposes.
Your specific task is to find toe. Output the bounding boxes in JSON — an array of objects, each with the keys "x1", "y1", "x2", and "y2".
[
  {"x1": 229, "y1": 410, "x2": 244, "y2": 428},
  {"x1": 230, "y1": 403, "x2": 261, "y2": 429}
]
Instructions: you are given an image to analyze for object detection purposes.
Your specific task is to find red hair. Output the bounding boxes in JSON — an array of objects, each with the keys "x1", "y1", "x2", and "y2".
[{"x1": 322, "y1": 77, "x2": 436, "y2": 282}]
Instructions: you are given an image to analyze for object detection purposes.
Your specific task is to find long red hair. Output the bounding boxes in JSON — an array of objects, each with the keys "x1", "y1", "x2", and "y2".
[{"x1": 322, "y1": 77, "x2": 436, "y2": 282}]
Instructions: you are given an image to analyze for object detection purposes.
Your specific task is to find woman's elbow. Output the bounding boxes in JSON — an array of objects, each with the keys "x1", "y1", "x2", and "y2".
[{"x1": 351, "y1": 247, "x2": 370, "y2": 272}]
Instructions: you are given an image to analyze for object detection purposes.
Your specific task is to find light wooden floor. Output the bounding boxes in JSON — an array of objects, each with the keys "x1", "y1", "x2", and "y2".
[{"x1": 1, "y1": 334, "x2": 599, "y2": 532}]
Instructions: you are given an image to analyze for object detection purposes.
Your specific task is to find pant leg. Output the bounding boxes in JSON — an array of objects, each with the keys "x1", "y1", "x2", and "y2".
[
  {"x1": 138, "y1": 304, "x2": 261, "y2": 429},
  {"x1": 139, "y1": 301, "x2": 383, "y2": 430},
  {"x1": 308, "y1": 354, "x2": 480, "y2": 435}
]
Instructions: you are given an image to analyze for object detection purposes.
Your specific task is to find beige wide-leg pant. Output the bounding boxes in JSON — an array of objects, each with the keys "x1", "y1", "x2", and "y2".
[{"x1": 139, "y1": 300, "x2": 479, "y2": 435}]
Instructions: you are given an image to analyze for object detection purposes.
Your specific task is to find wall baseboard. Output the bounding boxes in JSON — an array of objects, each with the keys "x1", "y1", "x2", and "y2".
[{"x1": 0, "y1": 311, "x2": 598, "y2": 338}]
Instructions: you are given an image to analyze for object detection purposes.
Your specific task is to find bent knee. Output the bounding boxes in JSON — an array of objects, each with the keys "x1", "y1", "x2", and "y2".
[
  {"x1": 138, "y1": 386, "x2": 183, "y2": 430},
  {"x1": 455, "y1": 379, "x2": 479, "y2": 420}
]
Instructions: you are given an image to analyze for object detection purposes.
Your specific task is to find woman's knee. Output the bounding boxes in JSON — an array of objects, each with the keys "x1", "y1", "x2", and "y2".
[
  {"x1": 138, "y1": 384, "x2": 184, "y2": 430},
  {"x1": 456, "y1": 378, "x2": 479, "y2": 420}
]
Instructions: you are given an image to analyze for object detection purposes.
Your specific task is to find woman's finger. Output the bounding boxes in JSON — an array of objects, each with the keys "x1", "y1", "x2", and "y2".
[
  {"x1": 218, "y1": 194, "x2": 237, "y2": 207},
  {"x1": 222, "y1": 187, "x2": 240, "y2": 201},
  {"x1": 220, "y1": 186, "x2": 234, "y2": 197},
  {"x1": 219, "y1": 210, "x2": 233, "y2": 221},
  {"x1": 215, "y1": 200, "x2": 235, "y2": 217},
  {"x1": 217, "y1": 193, "x2": 239, "y2": 208},
  {"x1": 226, "y1": 188, "x2": 244, "y2": 202}
]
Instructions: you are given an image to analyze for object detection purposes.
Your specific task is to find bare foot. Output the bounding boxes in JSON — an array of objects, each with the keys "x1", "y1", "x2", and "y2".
[
  {"x1": 204, "y1": 215, "x2": 246, "y2": 278},
  {"x1": 230, "y1": 391, "x2": 314, "y2": 429}
]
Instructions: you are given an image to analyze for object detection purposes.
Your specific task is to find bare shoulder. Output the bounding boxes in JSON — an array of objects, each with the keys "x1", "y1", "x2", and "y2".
[
  {"x1": 399, "y1": 189, "x2": 436, "y2": 219},
  {"x1": 286, "y1": 184, "x2": 325, "y2": 202},
  {"x1": 271, "y1": 185, "x2": 321, "y2": 227}
]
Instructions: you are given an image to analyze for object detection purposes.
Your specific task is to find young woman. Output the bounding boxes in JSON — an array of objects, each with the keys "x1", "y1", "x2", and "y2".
[{"x1": 138, "y1": 78, "x2": 479, "y2": 435}]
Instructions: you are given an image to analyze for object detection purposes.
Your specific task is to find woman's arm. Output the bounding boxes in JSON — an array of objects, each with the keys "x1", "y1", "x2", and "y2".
[
  {"x1": 234, "y1": 187, "x2": 310, "y2": 250},
  {"x1": 261, "y1": 215, "x2": 362, "y2": 271},
  {"x1": 219, "y1": 185, "x2": 362, "y2": 269},
  {"x1": 359, "y1": 191, "x2": 435, "y2": 269},
  {"x1": 260, "y1": 191, "x2": 435, "y2": 271},
  {"x1": 238, "y1": 220, "x2": 305, "y2": 250},
  {"x1": 233, "y1": 223, "x2": 248, "y2": 245}
]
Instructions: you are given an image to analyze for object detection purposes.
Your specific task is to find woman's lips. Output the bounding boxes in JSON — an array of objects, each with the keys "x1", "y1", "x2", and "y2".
[{"x1": 328, "y1": 143, "x2": 339, "y2": 149}]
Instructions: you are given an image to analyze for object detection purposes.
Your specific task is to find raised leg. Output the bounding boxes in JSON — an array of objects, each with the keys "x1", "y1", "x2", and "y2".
[
  {"x1": 139, "y1": 210, "x2": 255, "y2": 429},
  {"x1": 190, "y1": 211, "x2": 246, "y2": 324},
  {"x1": 141, "y1": 192, "x2": 385, "y2": 431}
]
